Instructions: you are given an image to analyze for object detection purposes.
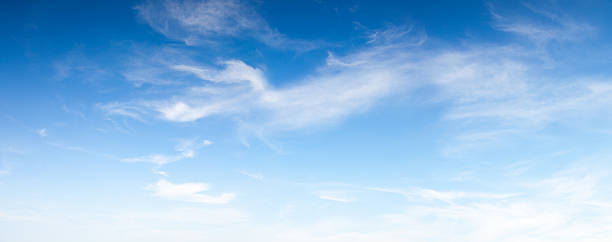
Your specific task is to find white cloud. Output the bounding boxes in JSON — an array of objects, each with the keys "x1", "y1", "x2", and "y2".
[
  {"x1": 202, "y1": 139, "x2": 213, "y2": 146},
  {"x1": 489, "y1": 3, "x2": 594, "y2": 44},
  {"x1": 373, "y1": 180, "x2": 612, "y2": 242},
  {"x1": 369, "y1": 187, "x2": 518, "y2": 204},
  {"x1": 4, "y1": 163, "x2": 612, "y2": 242},
  {"x1": 101, "y1": 3, "x2": 612, "y2": 154},
  {"x1": 154, "y1": 170, "x2": 168, "y2": 177},
  {"x1": 37, "y1": 128, "x2": 47, "y2": 137},
  {"x1": 148, "y1": 179, "x2": 235, "y2": 204},
  {"x1": 106, "y1": 38, "x2": 612, "y2": 137},
  {"x1": 122, "y1": 154, "x2": 184, "y2": 166},
  {"x1": 135, "y1": 0, "x2": 320, "y2": 50},
  {"x1": 364, "y1": 24, "x2": 427, "y2": 46},
  {"x1": 259, "y1": 164, "x2": 612, "y2": 242},
  {"x1": 318, "y1": 194, "x2": 353, "y2": 203},
  {"x1": 106, "y1": 40, "x2": 420, "y2": 131},
  {"x1": 121, "y1": 138, "x2": 212, "y2": 166},
  {"x1": 239, "y1": 171, "x2": 263, "y2": 181},
  {"x1": 98, "y1": 102, "x2": 147, "y2": 121}
]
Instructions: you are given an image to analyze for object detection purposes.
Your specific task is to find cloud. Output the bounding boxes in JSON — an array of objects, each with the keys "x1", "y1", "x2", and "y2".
[
  {"x1": 121, "y1": 154, "x2": 185, "y2": 166},
  {"x1": 259, "y1": 163, "x2": 612, "y2": 242},
  {"x1": 103, "y1": 4, "x2": 612, "y2": 153},
  {"x1": 104, "y1": 35, "x2": 422, "y2": 131},
  {"x1": 121, "y1": 138, "x2": 212, "y2": 166},
  {"x1": 489, "y1": 3, "x2": 594, "y2": 44},
  {"x1": 368, "y1": 187, "x2": 518, "y2": 204},
  {"x1": 37, "y1": 128, "x2": 47, "y2": 137},
  {"x1": 4, "y1": 161, "x2": 612, "y2": 242},
  {"x1": 135, "y1": 0, "x2": 321, "y2": 50},
  {"x1": 98, "y1": 102, "x2": 148, "y2": 121},
  {"x1": 239, "y1": 171, "x2": 263, "y2": 181},
  {"x1": 362, "y1": 24, "x2": 427, "y2": 46},
  {"x1": 317, "y1": 192, "x2": 353, "y2": 203},
  {"x1": 106, "y1": 39, "x2": 612, "y2": 138},
  {"x1": 371, "y1": 170, "x2": 612, "y2": 242},
  {"x1": 148, "y1": 179, "x2": 235, "y2": 204},
  {"x1": 154, "y1": 170, "x2": 168, "y2": 177}
]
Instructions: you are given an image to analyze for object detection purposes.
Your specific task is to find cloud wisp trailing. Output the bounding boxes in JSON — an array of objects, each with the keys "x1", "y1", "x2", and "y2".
[
  {"x1": 121, "y1": 138, "x2": 212, "y2": 166},
  {"x1": 102, "y1": 24, "x2": 427, "y2": 133},
  {"x1": 317, "y1": 192, "x2": 354, "y2": 203},
  {"x1": 135, "y1": 0, "x2": 322, "y2": 50},
  {"x1": 239, "y1": 170, "x2": 264, "y2": 181},
  {"x1": 489, "y1": 2, "x2": 595, "y2": 44},
  {"x1": 147, "y1": 179, "x2": 235, "y2": 204},
  {"x1": 104, "y1": 13, "x2": 612, "y2": 142}
]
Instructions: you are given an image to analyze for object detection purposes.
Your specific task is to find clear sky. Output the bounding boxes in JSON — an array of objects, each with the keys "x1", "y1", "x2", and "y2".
[{"x1": 2, "y1": 0, "x2": 612, "y2": 241}]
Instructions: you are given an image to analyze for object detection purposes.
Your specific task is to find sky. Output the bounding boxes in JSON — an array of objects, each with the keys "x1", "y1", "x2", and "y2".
[{"x1": 2, "y1": 0, "x2": 612, "y2": 241}]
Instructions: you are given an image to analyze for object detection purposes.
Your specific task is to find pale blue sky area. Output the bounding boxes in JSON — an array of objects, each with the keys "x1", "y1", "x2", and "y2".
[{"x1": 2, "y1": 0, "x2": 612, "y2": 241}]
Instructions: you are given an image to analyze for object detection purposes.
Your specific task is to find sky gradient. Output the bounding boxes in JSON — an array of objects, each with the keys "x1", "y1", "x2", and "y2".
[{"x1": 2, "y1": 0, "x2": 612, "y2": 241}]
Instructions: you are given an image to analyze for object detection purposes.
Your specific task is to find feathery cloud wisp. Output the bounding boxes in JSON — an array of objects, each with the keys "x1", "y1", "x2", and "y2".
[
  {"x1": 148, "y1": 179, "x2": 235, "y2": 204},
  {"x1": 135, "y1": 0, "x2": 321, "y2": 50},
  {"x1": 121, "y1": 138, "x2": 212, "y2": 166}
]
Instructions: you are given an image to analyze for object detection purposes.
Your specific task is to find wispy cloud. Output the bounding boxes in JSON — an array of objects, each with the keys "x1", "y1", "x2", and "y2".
[
  {"x1": 37, "y1": 128, "x2": 47, "y2": 137},
  {"x1": 103, "y1": 27, "x2": 424, "y2": 132},
  {"x1": 104, "y1": 13, "x2": 611, "y2": 146},
  {"x1": 135, "y1": 0, "x2": 321, "y2": 50},
  {"x1": 374, "y1": 167, "x2": 612, "y2": 242},
  {"x1": 261, "y1": 163, "x2": 612, "y2": 242},
  {"x1": 489, "y1": 2, "x2": 594, "y2": 44},
  {"x1": 98, "y1": 102, "x2": 148, "y2": 122},
  {"x1": 121, "y1": 138, "x2": 212, "y2": 166},
  {"x1": 317, "y1": 191, "x2": 353, "y2": 203},
  {"x1": 239, "y1": 170, "x2": 263, "y2": 181},
  {"x1": 148, "y1": 179, "x2": 235, "y2": 204},
  {"x1": 121, "y1": 154, "x2": 186, "y2": 166},
  {"x1": 369, "y1": 187, "x2": 518, "y2": 204}
]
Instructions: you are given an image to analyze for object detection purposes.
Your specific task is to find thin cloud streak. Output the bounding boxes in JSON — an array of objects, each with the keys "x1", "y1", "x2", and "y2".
[
  {"x1": 148, "y1": 179, "x2": 235, "y2": 204},
  {"x1": 121, "y1": 138, "x2": 212, "y2": 166}
]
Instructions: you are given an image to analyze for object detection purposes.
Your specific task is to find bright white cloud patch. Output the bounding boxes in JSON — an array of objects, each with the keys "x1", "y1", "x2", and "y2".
[
  {"x1": 148, "y1": 179, "x2": 235, "y2": 204},
  {"x1": 317, "y1": 192, "x2": 353, "y2": 203}
]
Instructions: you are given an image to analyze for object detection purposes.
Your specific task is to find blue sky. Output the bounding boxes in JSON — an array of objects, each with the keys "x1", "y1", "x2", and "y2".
[{"x1": 2, "y1": 0, "x2": 612, "y2": 241}]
